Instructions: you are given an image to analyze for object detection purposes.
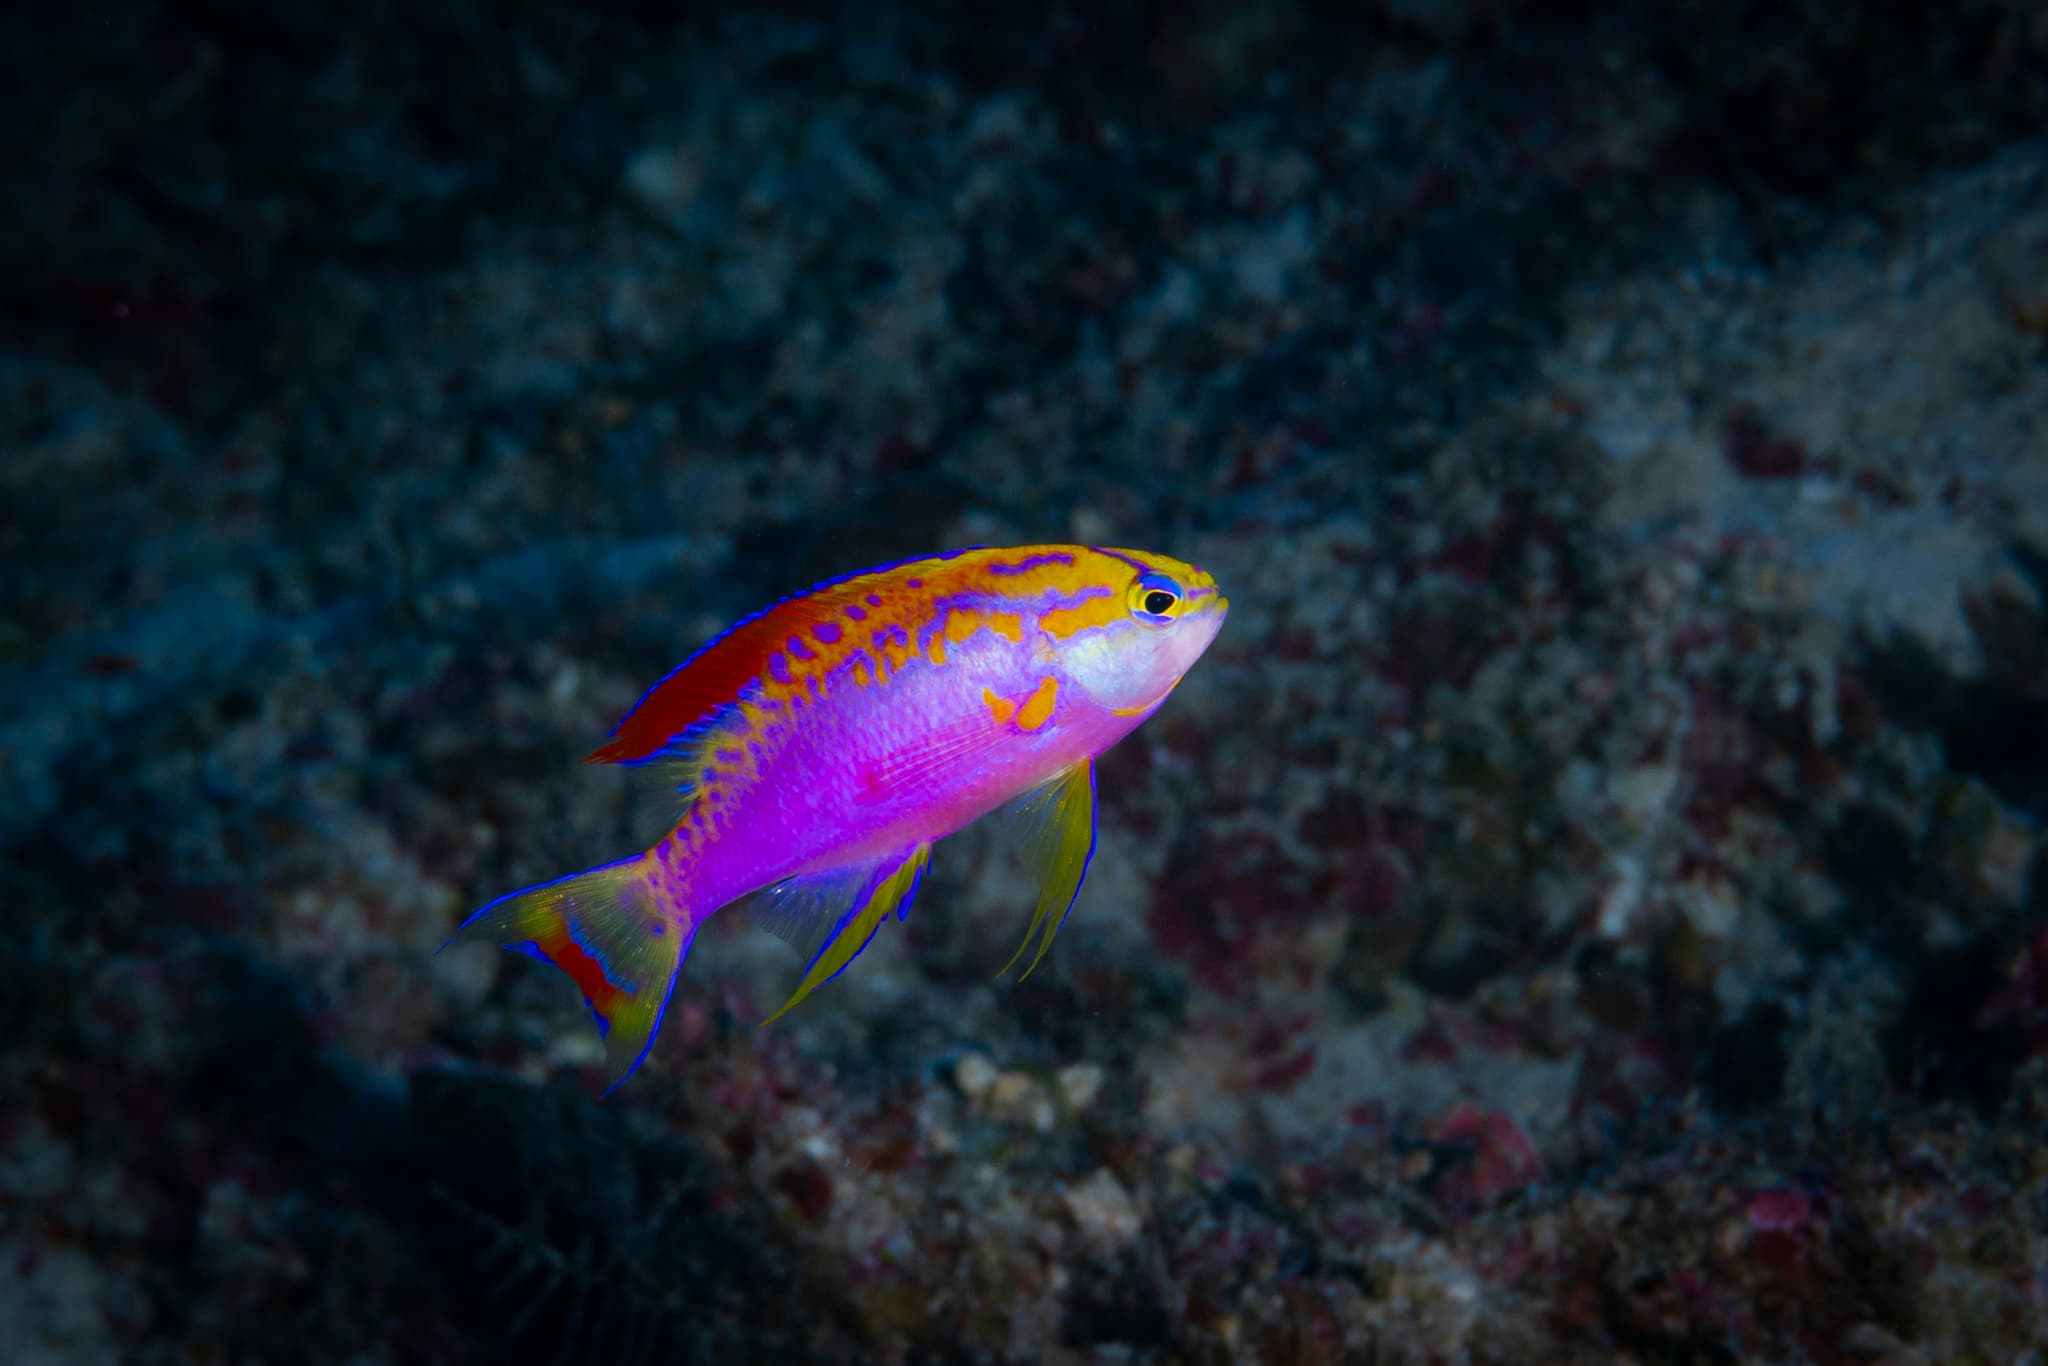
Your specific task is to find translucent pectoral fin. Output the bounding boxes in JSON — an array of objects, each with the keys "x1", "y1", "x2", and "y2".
[
  {"x1": 856, "y1": 709, "x2": 1011, "y2": 806},
  {"x1": 997, "y1": 758, "x2": 1097, "y2": 981},
  {"x1": 755, "y1": 843, "x2": 932, "y2": 1025}
]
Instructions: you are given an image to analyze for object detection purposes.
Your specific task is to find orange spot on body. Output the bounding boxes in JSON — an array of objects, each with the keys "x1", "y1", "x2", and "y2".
[
  {"x1": 982, "y1": 677, "x2": 1059, "y2": 733},
  {"x1": 1016, "y1": 676, "x2": 1059, "y2": 732}
]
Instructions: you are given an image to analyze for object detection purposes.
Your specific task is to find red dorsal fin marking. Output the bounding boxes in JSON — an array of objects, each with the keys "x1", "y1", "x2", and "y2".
[{"x1": 584, "y1": 555, "x2": 950, "y2": 766}]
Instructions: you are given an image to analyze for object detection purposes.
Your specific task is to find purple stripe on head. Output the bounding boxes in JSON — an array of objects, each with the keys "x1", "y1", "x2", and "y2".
[
  {"x1": 865, "y1": 593, "x2": 884, "y2": 607},
  {"x1": 1038, "y1": 584, "x2": 1115, "y2": 609},
  {"x1": 985, "y1": 552, "x2": 1075, "y2": 576},
  {"x1": 787, "y1": 636, "x2": 815, "y2": 661},
  {"x1": 1093, "y1": 547, "x2": 1152, "y2": 575},
  {"x1": 769, "y1": 653, "x2": 793, "y2": 685},
  {"x1": 843, "y1": 604, "x2": 868, "y2": 622},
  {"x1": 813, "y1": 621, "x2": 842, "y2": 644}
]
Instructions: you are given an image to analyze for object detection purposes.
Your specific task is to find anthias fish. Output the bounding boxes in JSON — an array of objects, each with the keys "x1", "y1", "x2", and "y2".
[{"x1": 449, "y1": 545, "x2": 1228, "y2": 1090}]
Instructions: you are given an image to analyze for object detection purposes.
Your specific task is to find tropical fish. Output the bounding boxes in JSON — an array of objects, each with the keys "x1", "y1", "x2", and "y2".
[{"x1": 447, "y1": 545, "x2": 1228, "y2": 1091}]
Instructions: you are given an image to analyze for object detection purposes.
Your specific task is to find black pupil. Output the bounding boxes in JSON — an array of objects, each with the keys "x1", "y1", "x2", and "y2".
[{"x1": 1143, "y1": 589, "x2": 1177, "y2": 615}]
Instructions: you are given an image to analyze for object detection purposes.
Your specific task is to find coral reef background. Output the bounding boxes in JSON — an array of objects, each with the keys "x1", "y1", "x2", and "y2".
[{"x1": 3, "y1": 2, "x2": 2045, "y2": 1361}]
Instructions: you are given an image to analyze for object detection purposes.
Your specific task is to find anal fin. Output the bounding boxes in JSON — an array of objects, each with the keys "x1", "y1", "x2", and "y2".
[{"x1": 753, "y1": 844, "x2": 932, "y2": 1025}]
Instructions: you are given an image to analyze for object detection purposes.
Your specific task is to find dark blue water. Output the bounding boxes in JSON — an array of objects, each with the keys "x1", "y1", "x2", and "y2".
[{"x1": 3, "y1": 3, "x2": 2044, "y2": 1361}]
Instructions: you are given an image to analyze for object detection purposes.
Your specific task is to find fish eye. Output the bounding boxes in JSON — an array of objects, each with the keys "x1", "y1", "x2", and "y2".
[{"x1": 1127, "y1": 572, "x2": 1184, "y2": 624}]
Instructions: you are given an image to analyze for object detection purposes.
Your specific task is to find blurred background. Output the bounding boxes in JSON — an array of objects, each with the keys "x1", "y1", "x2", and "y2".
[{"x1": 3, "y1": 2, "x2": 2046, "y2": 1361}]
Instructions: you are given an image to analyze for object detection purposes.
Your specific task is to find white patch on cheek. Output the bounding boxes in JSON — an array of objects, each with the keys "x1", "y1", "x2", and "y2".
[
  {"x1": 1062, "y1": 622, "x2": 1203, "y2": 714},
  {"x1": 1060, "y1": 628, "x2": 1151, "y2": 711},
  {"x1": 1153, "y1": 612, "x2": 1224, "y2": 688}
]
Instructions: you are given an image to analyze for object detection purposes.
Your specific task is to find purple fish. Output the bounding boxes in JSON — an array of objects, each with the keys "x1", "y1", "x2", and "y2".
[{"x1": 447, "y1": 545, "x2": 1228, "y2": 1090}]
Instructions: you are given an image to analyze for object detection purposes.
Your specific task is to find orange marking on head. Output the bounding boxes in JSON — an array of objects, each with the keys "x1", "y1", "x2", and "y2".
[
  {"x1": 852, "y1": 660, "x2": 872, "y2": 686},
  {"x1": 943, "y1": 608, "x2": 1025, "y2": 644},
  {"x1": 926, "y1": 634, "x2": 946, "y2": 665},
  {"x1": 1040, "y1": 595, "x2": 1125, "y2": 639},
  {"x1": 1015, "y1": 675, "x2": 1059, "y2": 732}
]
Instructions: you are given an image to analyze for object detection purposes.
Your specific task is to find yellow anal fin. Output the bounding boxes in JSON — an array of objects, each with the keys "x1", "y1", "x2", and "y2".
[
  {"x1": 997, "y1": 759, "x2": 1097, "y2": 981},
  {"x1": 758, "y1": 843, "x2": 932, "y2": 1025}
]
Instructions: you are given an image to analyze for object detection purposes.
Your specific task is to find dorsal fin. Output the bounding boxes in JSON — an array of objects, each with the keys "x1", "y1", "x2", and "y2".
[{"x1": 584, "y1": 554, "x2": 946, "y2": 766}]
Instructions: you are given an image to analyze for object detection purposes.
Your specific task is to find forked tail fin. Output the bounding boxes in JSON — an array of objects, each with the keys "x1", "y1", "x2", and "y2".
[{"x1": 443, "y1": 855, "x2": 691, "y2": 1093}]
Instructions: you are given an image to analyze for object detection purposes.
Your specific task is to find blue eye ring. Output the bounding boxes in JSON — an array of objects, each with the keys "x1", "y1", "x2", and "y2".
[{"x1": 1127, "y1": 572, "x2": 1185, "y2": 624}]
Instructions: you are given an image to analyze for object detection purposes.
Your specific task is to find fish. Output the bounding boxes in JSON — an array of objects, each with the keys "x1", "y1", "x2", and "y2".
[{"x1": 446, "y1": 544, "x2": 1228, "y2": 1091}]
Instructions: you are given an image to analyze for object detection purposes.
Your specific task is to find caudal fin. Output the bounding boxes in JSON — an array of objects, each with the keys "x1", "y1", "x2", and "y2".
[{"x1": 444, "y1": 855, "x2": 691, "y2": 1093}]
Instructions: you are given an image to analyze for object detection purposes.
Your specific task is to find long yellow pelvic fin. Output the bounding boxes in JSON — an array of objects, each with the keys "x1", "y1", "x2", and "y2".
[{"x1": 998, "y1": 759, "x2": 1097, "y2": 981}]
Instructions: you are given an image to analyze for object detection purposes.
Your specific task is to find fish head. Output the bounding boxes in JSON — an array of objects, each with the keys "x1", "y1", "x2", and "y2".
[{"x1": 1056, "y1": 547, "x2": 1229, "y2": 714}]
